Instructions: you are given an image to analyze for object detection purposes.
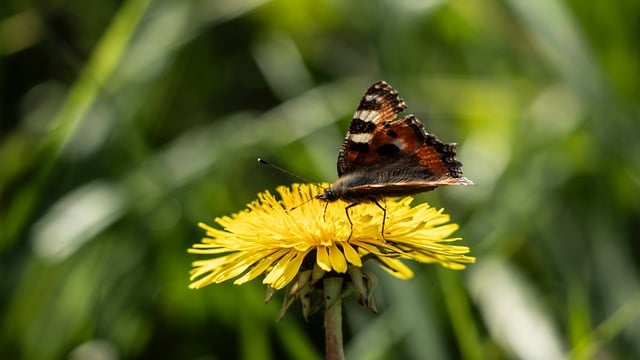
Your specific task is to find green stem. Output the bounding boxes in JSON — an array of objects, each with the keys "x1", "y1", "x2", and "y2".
[{"x1": 323, "y1": 277, "x2": 345, "y2": 360}]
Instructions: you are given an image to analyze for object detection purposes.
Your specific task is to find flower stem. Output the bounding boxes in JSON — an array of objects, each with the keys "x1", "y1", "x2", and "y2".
[{"x1": 323, "y1": 277, "x2": 345, "y2": 360}]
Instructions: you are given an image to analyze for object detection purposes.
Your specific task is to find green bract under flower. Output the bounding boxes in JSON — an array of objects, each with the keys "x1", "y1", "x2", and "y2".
[{"x1": 189, "y1": 183, "x2": 474, "y2": 290}]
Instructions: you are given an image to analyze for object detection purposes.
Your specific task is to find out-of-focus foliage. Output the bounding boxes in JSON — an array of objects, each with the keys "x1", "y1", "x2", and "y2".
[{"x1": 1, "y1": 0, "x2": 638, "y2": 359}]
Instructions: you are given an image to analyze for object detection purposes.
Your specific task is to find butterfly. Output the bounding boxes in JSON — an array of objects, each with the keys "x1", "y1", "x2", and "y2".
[{"x1": 315, "y1": 81, "x2": 473, "y2": 236}]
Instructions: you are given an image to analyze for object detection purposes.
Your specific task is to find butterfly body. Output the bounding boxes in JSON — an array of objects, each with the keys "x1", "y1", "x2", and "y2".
[{"x1": 316, "y1": 81, "x2": 472, "y2": 207}]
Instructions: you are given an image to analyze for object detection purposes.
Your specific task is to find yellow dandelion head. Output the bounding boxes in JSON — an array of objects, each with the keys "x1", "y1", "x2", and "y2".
[{"x1": 189, "y1": 183, "x2": 474, "y2": 291}]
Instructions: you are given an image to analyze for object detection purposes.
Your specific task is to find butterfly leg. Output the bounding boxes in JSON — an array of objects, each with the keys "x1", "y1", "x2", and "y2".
[
  {"x1": 344, "y1": 203, "x2": 359, "y2": 240},
  {"x1": 373, "y1": 200, "x2": 387, "y2": 238},
  {"x1": 322, "y1": 202, "x2": 329, "y2": 222}
]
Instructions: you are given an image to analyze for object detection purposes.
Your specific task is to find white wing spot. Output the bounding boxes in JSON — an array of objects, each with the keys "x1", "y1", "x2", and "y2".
[
  {"x1": 354, "y1": 110, "x2": 378, "y2": 122},
  {"x1": 350, "y1": 133, "x2": 373, "y2": 143}
]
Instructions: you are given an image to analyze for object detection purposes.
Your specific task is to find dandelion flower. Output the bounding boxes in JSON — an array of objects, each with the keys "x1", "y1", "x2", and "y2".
[{"x1": 189, "y1": 183, "x2": 474, "y2": 305}]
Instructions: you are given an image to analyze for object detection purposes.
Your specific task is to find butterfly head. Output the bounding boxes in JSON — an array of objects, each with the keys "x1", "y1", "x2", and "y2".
[{"x1": 316, "y1": 188, "x2": 338, "y2": 202}]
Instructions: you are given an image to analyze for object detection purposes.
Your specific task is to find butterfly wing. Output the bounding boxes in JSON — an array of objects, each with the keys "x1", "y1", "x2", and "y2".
[
  {"x1": 331, "y1": 127, "x2": 473, "y2": 201},
  {"x1": 337, "y1": 81, "x2": 406, "y2": 176},
  {"x1": 376, "y1": 114, "x2": 469, "y2": 182},
  {"x1": 345, "y1": 177, "x2": 472, "y2": 198},
  {"x1": 322, "y1": 81, "x2": 472, "y2": 204},
  {"x1": 334, "y1": 81, "x2": 471, "y2": 199}
]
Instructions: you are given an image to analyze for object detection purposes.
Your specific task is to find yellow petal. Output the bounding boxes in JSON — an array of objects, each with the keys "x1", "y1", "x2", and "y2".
[
  {"x1": 316, "y1": 246, "x2": 332, "y2": 271},
  {"x1": 375, "y1": 257, "x2": 414, "y2": 279},
  {"x1": 340, "y1": 242, "x2": 362, "y2": 267},
  {"x1": 329, "y1": 244, "x2": 347, "y2": 273},
  {"x1": 265, "y1": 250, "x2": 307, "y2": 289}
]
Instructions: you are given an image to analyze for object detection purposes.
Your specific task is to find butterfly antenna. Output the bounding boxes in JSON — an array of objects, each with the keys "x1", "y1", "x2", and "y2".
[
  {"x1": 288, "y1": 197, "x2": 316, "y2": 211},
  {"x1": 258, "y1": 158, "x2": 327, "y2": 211},
  {"x1": 258, "y1": 158, "x2": 320, "y2": 185}
]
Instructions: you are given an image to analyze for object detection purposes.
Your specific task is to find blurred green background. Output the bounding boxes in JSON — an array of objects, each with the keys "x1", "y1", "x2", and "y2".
[{"x1": 1, "y1": 0, "x2": 639, "y2": 359}]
